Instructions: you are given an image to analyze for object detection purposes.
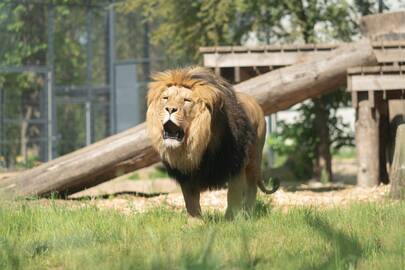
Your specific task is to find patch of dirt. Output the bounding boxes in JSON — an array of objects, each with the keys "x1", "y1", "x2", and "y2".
[
  {"x1": 71, "y1": 183, "x2": 389, "y2": 215},
  {"x1": 0, "y1": 160, "x2": 394, "y2": 215}
]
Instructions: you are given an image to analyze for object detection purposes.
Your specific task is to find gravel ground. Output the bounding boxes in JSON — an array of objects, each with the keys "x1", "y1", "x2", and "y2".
[
  {"x1": 0, "y1": 159, "x2": 393, "y2": 215},
  {"x1": 73, "y1": 183, "x2": 390, "y2": 215}
]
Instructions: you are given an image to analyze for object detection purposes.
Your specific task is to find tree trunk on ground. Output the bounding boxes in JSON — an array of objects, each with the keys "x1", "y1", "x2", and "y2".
[
  {"x1": 313, "y1": 98, "x2": 332, "y2": 182},
  {"x1": 390, "y1": 124, "x2": 405, "y2": 199},
  {"x1": 0, "y1": 40, "x2": 378, "y2": 198}
]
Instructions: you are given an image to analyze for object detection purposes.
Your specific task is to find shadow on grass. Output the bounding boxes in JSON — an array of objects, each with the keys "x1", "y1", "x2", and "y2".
[
  {"x1": 202, "y1": 199, "x2": 273, "y2": 224},
  {"x1": 285, "y1": 186, "x2": 346, "y2": 193},
  {"x1": 66, "y1": 191, "x2": 167, "y2": 200},
  {"x1": 302, "y1": 212, "x2": 364, "y2": 270}
]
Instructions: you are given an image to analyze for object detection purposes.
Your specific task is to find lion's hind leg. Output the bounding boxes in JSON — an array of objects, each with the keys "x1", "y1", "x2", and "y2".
[
  {"x1": 245, "y1": 163, "x2": 260, "y2": 213},
  {"x1": 225, "y1": 171, "x2": 247, "y2": 220}
]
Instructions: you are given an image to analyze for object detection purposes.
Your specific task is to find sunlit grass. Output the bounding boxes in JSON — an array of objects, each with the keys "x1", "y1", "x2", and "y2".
[{"x1": 0, "y1": 199, "x2": 404, "y2": 270}]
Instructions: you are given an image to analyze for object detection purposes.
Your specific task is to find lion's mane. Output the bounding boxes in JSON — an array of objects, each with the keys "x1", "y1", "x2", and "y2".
[{"x1": 146, "y1": 67, "x2": 255, "y2": 190}]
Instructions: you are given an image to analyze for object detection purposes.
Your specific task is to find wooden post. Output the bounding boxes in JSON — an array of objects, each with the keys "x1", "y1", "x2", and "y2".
[
  {"x1": 355, "y1": 94, "x2": 380, "y2": 187},
  {"x1": 390, "y1": 124, "x2": 405, "y2": 199},
  {"x1": 378, "y1": 98, "x2": 390, "y2": 184}
]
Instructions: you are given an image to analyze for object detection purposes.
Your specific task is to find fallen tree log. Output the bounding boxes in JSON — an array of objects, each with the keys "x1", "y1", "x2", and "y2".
[
  {"x1": 0, "y1": 39, "x2": 377, "y2": 198},
  {"x1": 0, "y1": 123, "x2": 160, "y2": 197}
]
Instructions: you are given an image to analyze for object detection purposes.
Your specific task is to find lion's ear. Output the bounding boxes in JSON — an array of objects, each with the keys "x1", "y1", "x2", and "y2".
[
  {"x1": 147, "y1": 81, "x2": 165, "y2": 106},
  {"x1": 193, "y1": 84, "x2": 224, "y2": 113}
]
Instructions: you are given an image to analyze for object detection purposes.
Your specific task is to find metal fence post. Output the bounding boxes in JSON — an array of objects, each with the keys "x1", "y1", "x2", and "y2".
[
  {"x1": 86, "y1": 5, "x2": 93, "y2": 145},
  {"x1": 0, "y1": 88, "x2": 3, "y2": 159},
  {"x1": 47, "y1": 3, "x2": 55, "y2": 161},
  {"x1": 107, "y1": 4, "x2": 116, "y2": 135}
]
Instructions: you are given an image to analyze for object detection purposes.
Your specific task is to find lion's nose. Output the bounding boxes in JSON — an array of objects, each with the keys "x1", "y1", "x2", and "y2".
[{"x1": 165, "y1": 106, "x2": 178, "y2": 114}]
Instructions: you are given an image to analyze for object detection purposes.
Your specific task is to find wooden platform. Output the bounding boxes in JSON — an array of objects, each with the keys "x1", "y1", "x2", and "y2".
[
  {"x1": 347, "y1": 64, "x2": 405, "y2": 187},
  {"x1": 201, "y1": 41, "x2": 405, "y2": 84},
  {"x1": 348, "y1": 65, "x2": 405, "y2": 108}
]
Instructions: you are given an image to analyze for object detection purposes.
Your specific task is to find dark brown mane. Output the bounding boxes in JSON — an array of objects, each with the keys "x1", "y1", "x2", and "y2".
[{"x1": 159, "y1": 67, "x2": 256, "y2": 190}]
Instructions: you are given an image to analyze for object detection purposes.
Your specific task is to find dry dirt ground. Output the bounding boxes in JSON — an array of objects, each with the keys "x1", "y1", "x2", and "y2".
[{"x1": 0, "y1": 159, "x2": 392, "y2": 215}]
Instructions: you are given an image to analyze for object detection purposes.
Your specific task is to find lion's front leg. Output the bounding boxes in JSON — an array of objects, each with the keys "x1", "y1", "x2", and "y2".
[
  {"x1": 225, "y1": 171, "x2": 247, "y2": 220},
  {"x1": 180, "y1": 183, "x2": 202, "y2": 217}
]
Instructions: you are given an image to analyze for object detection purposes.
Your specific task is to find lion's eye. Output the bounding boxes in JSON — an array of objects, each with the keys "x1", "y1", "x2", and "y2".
[
  {"x1": 162, "y1": 96, "x2": 168, "y2": 100},
  {"x1": 184, "y1": 98, "x2": 191, "y2": 103}
]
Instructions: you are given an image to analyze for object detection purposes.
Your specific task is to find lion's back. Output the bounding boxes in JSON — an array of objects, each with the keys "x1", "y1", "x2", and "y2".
[{"x1": 236, "y1": 92, "x2": 266, "y2": 144}]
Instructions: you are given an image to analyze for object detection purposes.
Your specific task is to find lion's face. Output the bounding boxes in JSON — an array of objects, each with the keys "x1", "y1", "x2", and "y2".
[
  {"x1": 146, "y1": 68, "x2": 220, "y2": 172},
  {"x1": 157, "y1": 86, "x2": 197, "y2": 148}
]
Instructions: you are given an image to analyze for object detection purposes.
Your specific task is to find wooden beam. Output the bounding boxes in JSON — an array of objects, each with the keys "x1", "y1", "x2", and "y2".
[
  {"x1": 361, "y1": 11, "x2": 405, "y2": 40},
  {"x1": 202, "y1": 41, "x2": 405, "y2": 68},
  {"x1": 203, "y1": 51, "x2": 333, "y2": 68},
  {"x1": 374, "y1": 49, "x2": 405, "y2": 63},
  {"x1": 200, "y1": 43, "x2": 338, "y2": 54},
  {"x1": 350, "y1": 75, "x2": 405, "y2": 91}
]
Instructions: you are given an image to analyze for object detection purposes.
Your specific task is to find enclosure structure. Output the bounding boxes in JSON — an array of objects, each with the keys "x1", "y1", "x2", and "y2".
[
  {"x1": 348, "y1": 65, "x2": 405, "y2": 187},
  {"x1": 201, "y1": 39, "x2": 405, "y2": 187},
  {"x1": 0, "y1": 1, "x2": 157, "y2": 168},
  {"x1": 348, "y1": 11, "x2": 405, "y2": 187},
  {"x1": 200, "y1": 43, "x2": 338, "y2": 84}
]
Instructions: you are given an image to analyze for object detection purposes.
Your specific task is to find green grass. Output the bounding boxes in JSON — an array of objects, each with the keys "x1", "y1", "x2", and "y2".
[{"x1": 0, "y1": 199, "x2": 404, "y2": 270}]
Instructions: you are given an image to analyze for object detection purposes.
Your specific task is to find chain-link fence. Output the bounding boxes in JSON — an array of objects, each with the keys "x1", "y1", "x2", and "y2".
[{"x1": 0, "y1": 1, "x2": 166, "y2": 169}]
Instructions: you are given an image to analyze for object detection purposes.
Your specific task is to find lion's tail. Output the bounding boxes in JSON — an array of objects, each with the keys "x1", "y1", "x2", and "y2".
[{"x1": 258, "y1": 177, "x2": 280, "y2": 194}]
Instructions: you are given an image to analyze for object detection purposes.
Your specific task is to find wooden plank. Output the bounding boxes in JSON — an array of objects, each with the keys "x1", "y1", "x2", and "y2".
[
  {"x1": 350, "y1": 75, "x2": 405, "y2": 91},
  {"x1": 202, "y1": 41, "x2": 405, "y2": 68},
  {"x1": 374, "y1": 49, "x2": 405, "y2": 63},
  {"x1": 361, "y1": 11, "x2": 405, "y2": 40},
  {"x1": 348, "y1": 65, "x2": 404, "y2": 74},
  {"x1": 200, "y1": 43, "x2": 337, "y2": 54},
  {"x1": 372, "y1": 40, "x2": 405, "y2": 48},
  {"x1": 203, "y1": 51, "x2": 334, "y2": 68}
]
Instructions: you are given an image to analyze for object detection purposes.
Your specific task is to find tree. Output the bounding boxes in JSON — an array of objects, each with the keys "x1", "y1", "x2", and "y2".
[
  {"x1": 119, "y1": 0, "x2": 288, "y2": 63},
  {"x1": 0, "y1": 2, "x2": 47, "y2": 166},
  {"x1": 274, "y1": 0, "x2": 358, "y2": 182}
]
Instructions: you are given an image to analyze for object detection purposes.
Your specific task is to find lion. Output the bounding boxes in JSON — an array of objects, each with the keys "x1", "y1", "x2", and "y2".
[{"x1": 146, "y1": 66, "x2": 279, "y2": 219}]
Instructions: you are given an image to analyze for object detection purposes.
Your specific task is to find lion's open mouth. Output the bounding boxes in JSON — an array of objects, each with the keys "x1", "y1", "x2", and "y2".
[{"x1": 163, "y1": 121, "x2": 185, "y2": 141}]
